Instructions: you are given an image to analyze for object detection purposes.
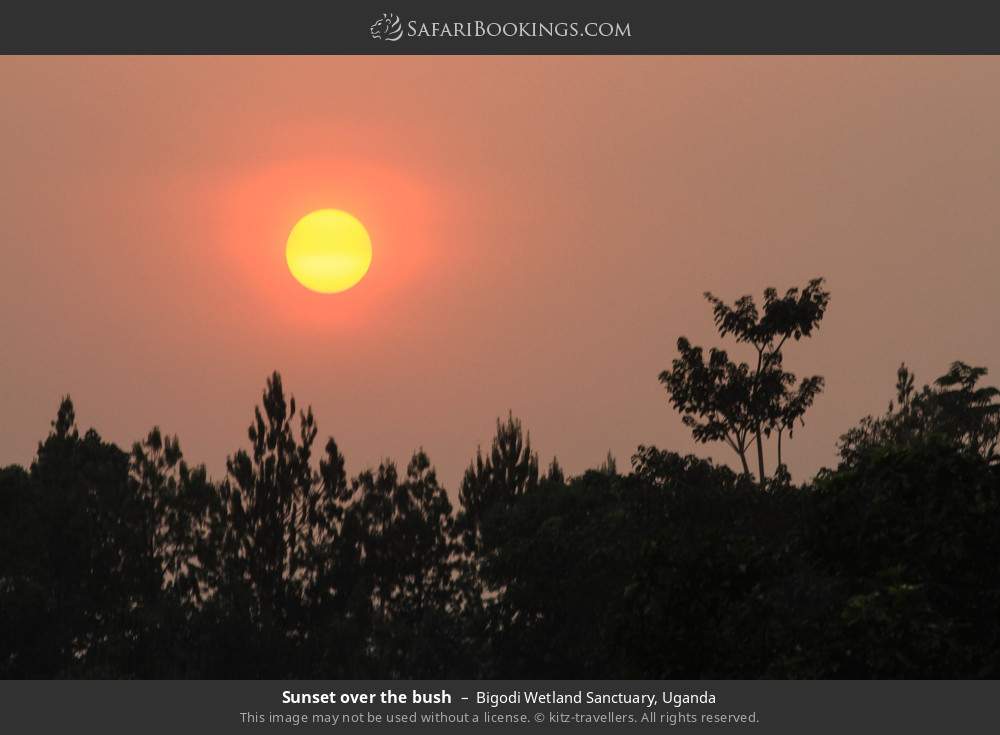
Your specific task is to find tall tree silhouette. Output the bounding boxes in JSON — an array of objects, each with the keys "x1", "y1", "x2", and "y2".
[
  {"x1": 214, "y1": 371, "x2": 348, "y2": 673},
  {"x1": 23, "y1": 398, "x2": 157, "y2": 674},
  {"x1": 129, "y1": 428, "x2": 216, "y2": 607},
  {"x1": 457, "y1": 413, "x2": 539, "y2": 555},
  {"x1": 660, "y1": 278, "x2": 829, "y2": 484},
  {"x1": 453, "y1": 413, "x2": 541, "y2": 673},
  {"x1": 343, "y1": 450, "x2": 461, "y2": 676}
]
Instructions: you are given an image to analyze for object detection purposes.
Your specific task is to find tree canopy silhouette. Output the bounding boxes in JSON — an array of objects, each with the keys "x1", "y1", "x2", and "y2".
[
  {"x1": 659, "y1": 278, "x2": 830, "y2": 484},
  {"x1": 839, "y1": 361, "x2": 1000, "y2": 466},
  {"x1": 456, "y1": 412, "x2": 539, "y2": 556},
  {"x1": 5, "y1": 278, "x2": 1000, "y2": 680}
]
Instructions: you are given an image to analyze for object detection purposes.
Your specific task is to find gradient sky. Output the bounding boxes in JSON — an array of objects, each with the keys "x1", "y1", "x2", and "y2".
[{"x1": 2, "y1": 56, "x2": 999, "y2": 489}]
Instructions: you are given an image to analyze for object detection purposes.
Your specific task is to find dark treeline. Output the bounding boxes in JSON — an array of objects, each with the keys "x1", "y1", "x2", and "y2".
[{"x1": 2, "y1": 279, "x2": 999, "y2": 678}]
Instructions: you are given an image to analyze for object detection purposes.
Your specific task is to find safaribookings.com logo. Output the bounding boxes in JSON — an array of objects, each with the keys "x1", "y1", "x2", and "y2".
[
  {"x1": 370, "y1": 13, "x2": 404, "y2": 41},
  {"x1": 370, "y1": 13, "x2": 631, "y2": 42}
]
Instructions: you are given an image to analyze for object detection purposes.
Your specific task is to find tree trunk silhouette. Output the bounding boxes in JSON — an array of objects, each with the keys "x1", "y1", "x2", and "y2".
[
  {"x1": 755, "y1": 429, "x2": 766, "y2": 485},
  {"x1": 776, "y1": 429, "x2": 783, "y2": 472},
  {"x1": 737, "y1": 444, "x2": 751, "y2": 476}
]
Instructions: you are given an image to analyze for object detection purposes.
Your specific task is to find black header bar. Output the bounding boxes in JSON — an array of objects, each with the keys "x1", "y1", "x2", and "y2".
[{"x1": 3, "y1": 0, "x2": 1000, "y2": 54}]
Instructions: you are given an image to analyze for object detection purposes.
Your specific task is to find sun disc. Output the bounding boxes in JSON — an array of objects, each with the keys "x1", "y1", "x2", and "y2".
[{"x1": 285, "y1": 209, "x2": 372, "y2": 293}]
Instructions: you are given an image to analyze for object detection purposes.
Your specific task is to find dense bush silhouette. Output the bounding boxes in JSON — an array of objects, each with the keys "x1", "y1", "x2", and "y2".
[
  {"x1": 2, "y1": 281, "x2": 1000, "y2": 679},
  {"x1": 802, "y1": 441, "x2": 1000, "y2": 676}
]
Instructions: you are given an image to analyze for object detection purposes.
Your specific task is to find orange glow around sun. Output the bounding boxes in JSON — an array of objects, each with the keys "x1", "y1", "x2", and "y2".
[
  {"x1": 285, "y1": 209, "x2": 372, "y2": 293},
  {"x1": 201, "y1": 151, "x2": 455, "y2": 332}
]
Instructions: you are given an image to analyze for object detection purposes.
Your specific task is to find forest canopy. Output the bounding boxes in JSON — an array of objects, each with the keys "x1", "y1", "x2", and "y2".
[{"x1": 2, "y1": 279, "x2": 999, "y2": 679}]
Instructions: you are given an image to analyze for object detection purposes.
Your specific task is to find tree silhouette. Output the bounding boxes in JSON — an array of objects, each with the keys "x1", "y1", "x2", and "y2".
[
  {"x1": 456, "y1": 413, "x2": 539, "y2": 555},
  {"x1": 660, "y1": 278, "x2": 830, "y2": 484},
  {"x1": 543, "y1": 457, "x2": 565, "y2": 486},
  {"x1": 6, "y1": 278, "x2": 1000, "y2": 680},
  {"x1": 129, "y1": 428, "x2": 216, "y2": 606},
  {"x1": 343, "y1": 450, "x2": 462, "y2": 676},
  {"x1": 839, "y1": 361, "x2": 1000, "y2": 465},
  {"x1": 212, "y1": 371, "x2": 349, "y2": 674},
  {"x1": 14, "y1": 398, "x2": 159, "y2": 675}
]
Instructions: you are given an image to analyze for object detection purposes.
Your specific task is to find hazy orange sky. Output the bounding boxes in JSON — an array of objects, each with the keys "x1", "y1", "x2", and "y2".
[{"x1": 2, "y1": 56, "x2": 998, "y2": 488}]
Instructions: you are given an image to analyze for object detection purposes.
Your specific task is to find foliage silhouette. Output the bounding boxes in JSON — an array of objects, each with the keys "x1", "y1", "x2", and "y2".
[
  {"x1": 839, "y1": 362, "x2": 1000, "y2": 465},
  {"x1": 456, "y1": 412, "x2": 539, "y2": 557},
  {"x1": 3, "y1": 279, "x2": 1000, "y2": 679},
  {"x1": 659, "y1": 278, "x2": 829, "y2": 484}
]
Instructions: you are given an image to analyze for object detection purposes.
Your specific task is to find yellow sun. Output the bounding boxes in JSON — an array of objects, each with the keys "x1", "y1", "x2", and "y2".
[{"x1": 285, "y1": 209, "x2": 372, "y2": 293}]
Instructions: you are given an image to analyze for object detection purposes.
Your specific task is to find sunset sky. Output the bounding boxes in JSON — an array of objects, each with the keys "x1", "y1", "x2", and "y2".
[{"x1": 2, "y1": 56, "x2": 998, "y2": 489}]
